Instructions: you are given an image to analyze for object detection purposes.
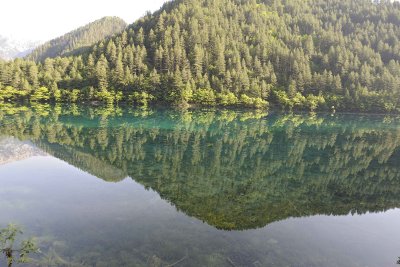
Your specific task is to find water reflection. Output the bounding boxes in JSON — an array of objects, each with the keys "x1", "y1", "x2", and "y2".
[
  {"x1": 1, "y1": 104, "x2": 400, "y2": 230},
  {"x1": 0, "y1": 104, "x2": 399, "y2": 266}
]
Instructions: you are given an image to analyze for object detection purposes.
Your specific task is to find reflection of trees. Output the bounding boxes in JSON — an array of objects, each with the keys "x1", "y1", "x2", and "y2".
[{"x1": 1, "y1": 105, "x2": 400, "y2": 230}]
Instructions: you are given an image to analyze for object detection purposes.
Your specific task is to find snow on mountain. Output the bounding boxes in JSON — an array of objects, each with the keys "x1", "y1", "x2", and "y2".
[{"x1": 0, "y1": 35, "x2": 41, "y2": 60}]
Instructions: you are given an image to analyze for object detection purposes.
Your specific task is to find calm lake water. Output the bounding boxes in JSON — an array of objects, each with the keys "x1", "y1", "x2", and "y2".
[{"x1": 0, "y1": 104, "x2": 399, "y2": 266}]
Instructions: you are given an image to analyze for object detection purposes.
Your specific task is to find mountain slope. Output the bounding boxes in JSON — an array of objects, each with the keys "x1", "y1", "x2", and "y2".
[
  {"x1": 1, "y1": 0, "x2": 400, "y2": 112},
  {"x1": 26, "y1": 16, "x2": 127, "y2": 62}
]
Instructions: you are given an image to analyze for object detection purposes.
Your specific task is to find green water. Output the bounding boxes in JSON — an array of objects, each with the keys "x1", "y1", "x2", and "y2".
[{"x1": 0, "y1": 104, "x2": 400, "y2": 266}]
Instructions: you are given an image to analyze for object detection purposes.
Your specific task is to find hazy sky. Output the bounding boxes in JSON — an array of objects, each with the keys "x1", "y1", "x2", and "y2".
[{"x1": 0, "y1": 0, "x2": 169, "y2": 42}]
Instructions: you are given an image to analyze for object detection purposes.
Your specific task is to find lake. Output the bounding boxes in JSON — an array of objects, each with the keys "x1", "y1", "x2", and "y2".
[{"x1": 0, "y1": 104, "x2": 399, "y2": 266}]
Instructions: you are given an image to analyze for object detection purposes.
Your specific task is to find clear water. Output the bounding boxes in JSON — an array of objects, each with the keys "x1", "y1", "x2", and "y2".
[{"x1": 0, "y1": 104, "x2": 399, "y2": 266}]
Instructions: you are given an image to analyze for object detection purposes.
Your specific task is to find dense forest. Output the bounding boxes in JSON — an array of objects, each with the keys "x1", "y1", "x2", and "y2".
[
  {"x1": 26, "y1": 17, "x2": 127, "y2": 62},
  {"x1": 1, "y1": 104, "x2": 399, "y2": 230},
  {"x1": 1, "y1": 0, "x2": 400, "y2": 112}
]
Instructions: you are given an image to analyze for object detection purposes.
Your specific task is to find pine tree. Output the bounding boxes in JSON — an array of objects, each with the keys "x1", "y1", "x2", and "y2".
[{"x1": 96, "y1": 55, "x2": 109, "y2": 91}]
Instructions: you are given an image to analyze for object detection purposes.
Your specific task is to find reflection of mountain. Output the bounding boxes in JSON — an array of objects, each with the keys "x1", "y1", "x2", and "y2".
[
  {"x1": 1, "y1": 105, "x2": 400, "y2": 230},
  {"x1": 0, "y1": 137, "x2": 46, "y2": 165},
  {"x1": 39, "y1": 142, "x2": 128, "y2": 182}
]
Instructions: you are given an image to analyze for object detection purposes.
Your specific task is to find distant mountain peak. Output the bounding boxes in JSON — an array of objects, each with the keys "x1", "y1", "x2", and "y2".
[
  {"x1": 0, "y1": 35, "x2": 41, "y2": 60},
  {"x1": 26, "y1": 16, "x2": 127, "y2": 62}
]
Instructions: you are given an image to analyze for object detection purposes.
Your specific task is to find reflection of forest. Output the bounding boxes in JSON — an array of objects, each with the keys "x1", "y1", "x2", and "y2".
[{"x1": 1, "y1": 104, "x2": 400, "y2": 230}]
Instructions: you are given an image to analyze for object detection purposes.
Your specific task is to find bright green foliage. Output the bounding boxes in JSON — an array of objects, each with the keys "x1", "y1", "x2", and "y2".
[
  {"x1": 274, "y1": 90, "x2": 325, "y2": 111},
  {"x1": 291, "y1": 93, "x2": 307, "y2": 109},
  {"x1": 240, "y1": 94, "x2": 268, "y2": 109},
  {"x1": 50, "y1": 82, "x2": 62, "y2": 102},
  {"x1": 30, "y1": 87, "x2": 50, "y2": 102},
  {"x1": 63, "y1": 89, "x2": 81, "y2": 103},
  {"x1": 181, "y1": 84, "x2": 194, "y2": 104},
  {"x1": 193, "y1": 88, "x2": 217, "y2": 106},
  {"x1": 306, "y1": 94, "x2": 326, "y2": 112},
  {"x1": 0, "y1": 224, "x2": 38, "y2": 267},
  {"x1": 0, "y1": 86, "x2": 27, "y2": 102},
  {"x1": 274, "y1": 90, "x2": 293, "y2": 110},
  {"x1": 217, "y1": 92, "x2": 239, "y2": 106},
  {"x1": 115, "y1": 91, "x2": 124, "y2": 103},
  {"x1": 129, "y1": 91, "x2": 154, "y2": 106},
  {"x1": 95, "y1": 90, "x2": 115, "y2": 105}
]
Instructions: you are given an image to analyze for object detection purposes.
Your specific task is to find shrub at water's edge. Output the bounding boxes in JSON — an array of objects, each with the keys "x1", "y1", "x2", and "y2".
[{"x1": 0, "y1": 224, "x2": 38, "y2": 267}]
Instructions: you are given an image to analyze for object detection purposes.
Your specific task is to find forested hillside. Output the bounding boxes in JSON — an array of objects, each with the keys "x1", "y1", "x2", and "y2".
[
  {"x1": 1, "y1": 0, "x2": 400, "y2": 112},
  {"x1": 26, "y1": 16, "x2": 127, "y2": 62}
]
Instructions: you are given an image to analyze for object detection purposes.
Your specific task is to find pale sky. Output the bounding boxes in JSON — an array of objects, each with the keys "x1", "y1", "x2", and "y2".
[{"x1": 0, "y1": 0, "x2": 169, "y2": 42}]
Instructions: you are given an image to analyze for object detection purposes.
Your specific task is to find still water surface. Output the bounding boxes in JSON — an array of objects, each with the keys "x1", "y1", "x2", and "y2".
[{"x1": 0, "y1": 104, "x2": 399, "y2": 266}]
